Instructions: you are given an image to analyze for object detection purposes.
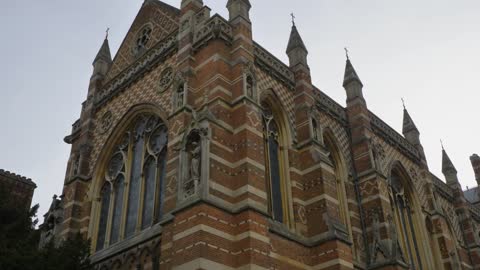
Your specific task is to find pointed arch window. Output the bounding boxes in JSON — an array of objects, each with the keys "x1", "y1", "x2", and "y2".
[
  {"x1": 389, "y1": 169, "x2": 425, "y2": 270},
  {"x1": 324, "y1": 135, "x2": 349, "y2": 226},
  {"x1": 262, "y1": 103, "x2": 289, "y2": 224},
  {"x1": 95, "y1": 114, "x2": 168, "y2": 251}
]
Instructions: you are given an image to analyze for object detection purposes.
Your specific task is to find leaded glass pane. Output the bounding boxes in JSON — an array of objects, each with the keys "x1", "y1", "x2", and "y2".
[
  {"x1": 156, "y1": 148, "x2": 167, "y2": 221},
  {"x1": 269, "y1": 136, "x2": 283, "y2": 223},
  {"x1": 110, "y1": 175, "x2": 125, "y2": 244},
  {"x1": 150, "y1": 126, "x2": 168, "y2": 155},
  {"x1": 142, "y1": 157, "x2": 156, "y2": 229},
  {"x1": 125, "y1": 136, "x2": 144, "y2": 237},
  {"x1": 96, "y1": 183, "x2": 111, "y2": 251},
  {"x1": 107, "y1": 153, "x2": 123, "y2": 180}
]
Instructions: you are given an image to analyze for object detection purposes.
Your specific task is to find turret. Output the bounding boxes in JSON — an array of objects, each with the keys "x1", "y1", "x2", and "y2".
[
  {"x1": 181, "y1": 0, "x2": 203, "y2": 10},
  {"x1": 227, "y1": 0, "x2": 251, "y2": 22},
  {"x1": 442, "y1": 147, "x2": 459, "y2": 186},
  {"x1": 286, "y1": 20, "x2": 308, "y2": 68},
  {"x1": 470, "y1": 154, "x2": 480, "y2": 187}
]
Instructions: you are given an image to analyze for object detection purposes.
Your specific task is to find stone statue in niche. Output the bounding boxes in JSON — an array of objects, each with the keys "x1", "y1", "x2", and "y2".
[
  {"x1": 184, "y1": 131, "x2": 201, "y2": 197},
  {"x1": 190, "y1": 141, "x2": 201, "y2": 181},
  {"x1": 246, "y1": 75, "x2": 254, "y2": 99},
  {"x1": 176, "y1": 84, "x2": 185, "y2": 108}
]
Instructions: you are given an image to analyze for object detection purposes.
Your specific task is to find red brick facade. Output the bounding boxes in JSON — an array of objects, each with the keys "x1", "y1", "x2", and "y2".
[{"x1": 49, "y1": 1, "x2": 480, "y2": 269}]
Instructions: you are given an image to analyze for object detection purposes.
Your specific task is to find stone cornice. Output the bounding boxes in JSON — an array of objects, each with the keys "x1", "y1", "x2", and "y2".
[
  {"x1": 95, "y1": 31, "x2": 179, "y2": 109},
  {"x1": 193, "y1": 14, "x2": 233, "y2": 51},
  {"x1": 432, "y1": 173, "x2": 455, "y2": 202},
  {"x1": 369, "y1": 111, "x2": 421, "y2": 163},
  {"x1": 314, "y1": 88, "x2": 348, "y2": 125},
  {"x1": 253, "y1": 41, "x2": 295, "y2": 90}
]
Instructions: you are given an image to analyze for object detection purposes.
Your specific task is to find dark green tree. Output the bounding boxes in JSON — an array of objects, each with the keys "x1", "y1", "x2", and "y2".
[{"x1": 0, "y1": 186, "x2": 93, "y2": 270}]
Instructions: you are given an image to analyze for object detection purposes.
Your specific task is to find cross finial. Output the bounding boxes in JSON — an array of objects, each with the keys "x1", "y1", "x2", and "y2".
[
  {"x1": 106, "y1": 27, "x2": 110, "y2": 39},
  {"x1": 290, "y1": 13, "x2": 296, "y2": 26},
  {"x1": 344, "y1": 47, "x2": 350, "y2": 60},
  {"x1": 401, "y1": 98, "x2": 406, "y2": 110}
]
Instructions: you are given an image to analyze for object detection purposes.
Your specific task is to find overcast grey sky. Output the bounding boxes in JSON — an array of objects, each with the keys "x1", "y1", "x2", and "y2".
[{"x1": 1, "y1": 0, "x2": 479, "y2": 221}]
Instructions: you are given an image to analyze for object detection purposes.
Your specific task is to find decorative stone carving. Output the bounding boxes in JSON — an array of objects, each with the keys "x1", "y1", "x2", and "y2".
[
  {"x1": 132, "y1": 24, "x2": 153, "y2": 56},
  {"x1": 158, "y1": 67, "x2": 174, "y2": 93},
  {"x1": 243, "y1": 62, "x2": 257, "y2": 101},
  {"x1": 253, "y1": 43, "x2": 295, "y2": 90},
  {"x1": 369, "y1": 210, "x2": 406, "y2": 266},
  {"x1": 409, "y1": 167, "x2": 419, "y2": 183},
  {"x1": 369, "y1": 112, "x2": 420, "y2": 163},
  {"x1": 99, "y1": 111, "x2": 113, "y2": 135},
  {"x1": 106, "y1": 152, "x2": 124, "y2": 180},
  {"x1": 193, "y1": 15, "x2": 233, "y2": 50},
  {"x1": 173, "y1": 73, "x2": 187, "y2": 110},
  {"x1": 371, "y1": 139, "x2": 386, "y2": 171},
  {"x1": 180, "y1": 126, "x2": 209, "y2": 200}
]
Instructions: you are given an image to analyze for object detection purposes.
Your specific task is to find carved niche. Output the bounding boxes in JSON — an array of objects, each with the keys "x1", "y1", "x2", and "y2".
[
  {"x1": 172, "y1": 72, "x2": 187, "y2": 111},
  {"x1": 178, "y1": 125, "x2": 210, "y2": 201},
  {"x1": 243, "y1": 62, "x2": 257, "y2": 101},
  {"x1": 371, "y1": 138, "x2": 386, "y2": 172}
]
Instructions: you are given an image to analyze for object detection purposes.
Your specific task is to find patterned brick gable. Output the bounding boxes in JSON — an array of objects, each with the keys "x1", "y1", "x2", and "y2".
[{"x1": 104, "y1": 2, "x2": 179, "y2": 83}]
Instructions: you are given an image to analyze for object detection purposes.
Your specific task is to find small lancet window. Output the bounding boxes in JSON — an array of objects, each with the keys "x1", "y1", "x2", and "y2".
[{"x1": 262, "y1": 104, "x2": 286, "y2": 224}]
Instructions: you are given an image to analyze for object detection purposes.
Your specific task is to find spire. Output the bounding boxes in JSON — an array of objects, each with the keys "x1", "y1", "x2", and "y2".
[
  {"x1": 92, "y1": 32, "x2": 112, "y2": 77},
  {"x1": 343, "y1": 58, "x2": 363, "y2": 88},
  {"x1": 442, "y1": 145, "x2": 459, "y2": 184},
  {"x1": 402, "y1": 105, "x2": 419, "y2": 135},
  {"x1": 286, "y1": 18, "x2": 308, "y2": 68},
  {"x1": 286, "y1": 24, "x2": 308, "y2": 55},
  {"x1": 93, "y1": 36, "x2": 112, "y2": 65},
  {"x1": 401, "y1": 101, "x2": 428, "y2": 167}
]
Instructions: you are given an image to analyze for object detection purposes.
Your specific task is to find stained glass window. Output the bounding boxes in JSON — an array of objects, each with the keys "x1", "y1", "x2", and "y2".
[
  {"x1": 263, "y1": 105, "x2": 285, "y2": 223},
  {"x1": 142, "y1": 157, "x2": 156, "y2": 229},
  {"x1": 110, "y1": 175, "x2": 124, "y2": 244},
  {"x1": 390, "y1": 171, "x2": 423, "y2": 269},
  {"x1": 96, "y1": 183, "x2": 111, "y2": 251},
  {"x1": 96, "y1": 114, "x2": 168, "y2": 251}
]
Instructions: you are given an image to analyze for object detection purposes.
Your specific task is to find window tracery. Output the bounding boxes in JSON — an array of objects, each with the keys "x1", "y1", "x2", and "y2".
[
  {"x1": 262, "y1": 103, "x2": 288, "y2": 224},
  {"x1": 95, "y1": 114, "x2": 168, "y2": 251},
  {"x1": 133, "y1": 25, "x2": 152, "y2": 56},
  {"x1": 389, "y1": 170, "x2": 424, "y2": 269}
]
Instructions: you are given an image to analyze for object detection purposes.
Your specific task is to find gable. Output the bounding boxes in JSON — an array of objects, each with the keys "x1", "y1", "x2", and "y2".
[{"x1": 105, "y1": 1, "x2": 179, "y2": 82}]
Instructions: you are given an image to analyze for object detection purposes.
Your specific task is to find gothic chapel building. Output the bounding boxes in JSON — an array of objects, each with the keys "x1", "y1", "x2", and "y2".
[{"x1": 44, "y1": 0, "x2": 480, "y2": 269}]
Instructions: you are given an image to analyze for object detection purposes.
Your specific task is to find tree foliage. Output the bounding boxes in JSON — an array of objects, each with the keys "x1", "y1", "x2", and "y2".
[{"x1": 0, "y1": 186, "x2": 93, "y2": 270}]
